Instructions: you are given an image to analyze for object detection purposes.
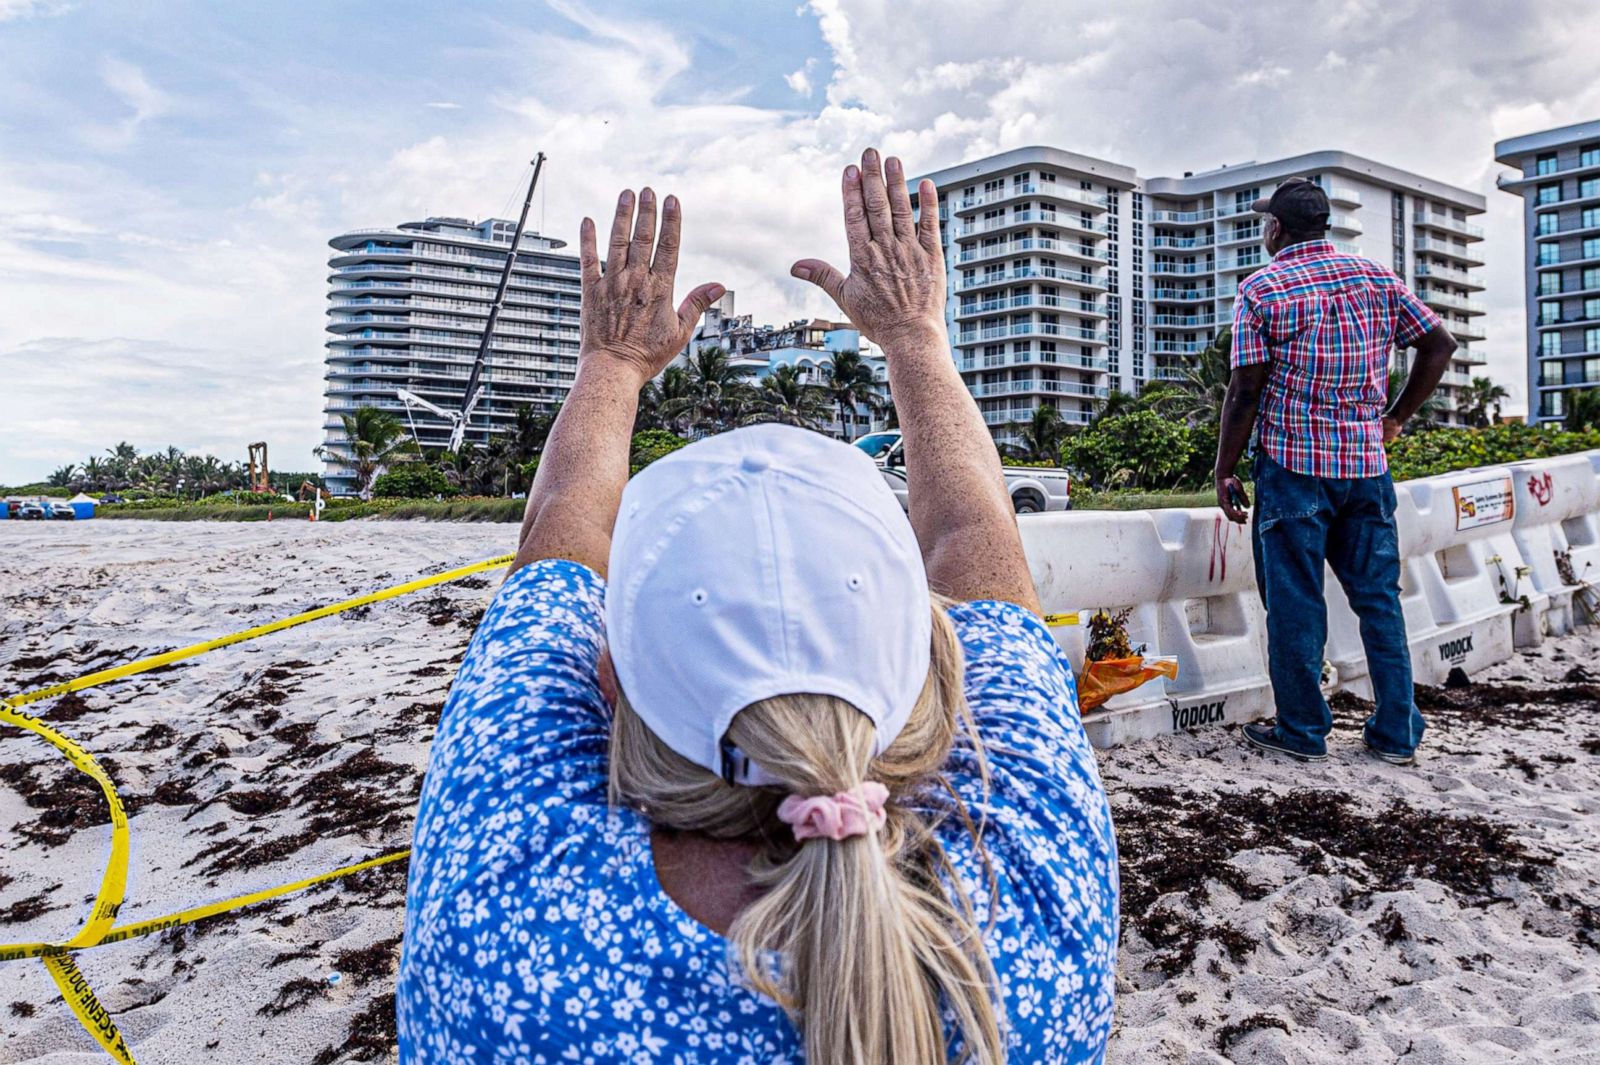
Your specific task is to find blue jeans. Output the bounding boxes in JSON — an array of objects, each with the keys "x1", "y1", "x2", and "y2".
[{"x1": 1250, "y1": 452, "x2": 1425, "y2": 757}]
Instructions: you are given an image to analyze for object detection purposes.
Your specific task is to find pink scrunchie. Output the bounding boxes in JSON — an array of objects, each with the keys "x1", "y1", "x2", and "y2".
[{"x1": 777, "y1": 782, "x2": 890, "y2": 842}]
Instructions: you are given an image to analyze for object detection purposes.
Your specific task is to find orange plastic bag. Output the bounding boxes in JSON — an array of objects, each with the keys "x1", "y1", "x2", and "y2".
[{"x1": 1078, "y1": 655, "x2": 1179, "y2": 712}]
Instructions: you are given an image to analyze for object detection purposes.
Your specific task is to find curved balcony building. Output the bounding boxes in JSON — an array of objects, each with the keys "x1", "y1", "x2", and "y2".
[{"x1": 321, "y1": 216, "x2": 581, "y2": 494}]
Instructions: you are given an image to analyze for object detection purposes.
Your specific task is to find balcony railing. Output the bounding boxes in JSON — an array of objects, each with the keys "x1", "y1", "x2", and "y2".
[
  {"x1": 1327, "y1": 186, "x2": 1363, "y2": 206},
  {"x1": 1149, "y1": 288, "x2": 1217, "y2": 301},
  {"x1": 1419, "y1": 289, "x2": 1487, "y2": 314},
  {"x1": 1152, "y1": 340, "x2": 1210, "y2": 355},
  {"x1": 1329, "y1": 213, "x2": 1363, "y2": 234},
  {"x1": 956, "y1": 238, "x2": 1108, "y2": 264},
  {"x1": 1151, "y1": 314, "x2": 1217, "y2": 328},
  {"x1": 982, "y1": 407, "x2": 1096, "y2": 427},
  {"x1": 1149, "y1": 208, "x2": 1215, "y2": 224},
  {"x1": 956, "y1": 322, "x2": 1109, "y2": 344},
  {"x1": 1149, "y1": 261, "x2": 1212, "y2": 276},
  {"x1": 957, "y1": 294, "x2": 1104, "y2": 316},
  {"x1": 955, "y1": 183, "x2": 1108, "y2": 212},
  {"x1": 955, "y1": 265, "x2": 1106, "y2": 292},
  {"x1": 1215, "y1": 255, "x2": 1267, "y2": 272},
  {"x1": 953, "y1": 211, "x2": 1109, "y2": 238},
  {"x1": 959, "y1": 353, "x2": 1108, "y2": 373},
  {"x1": 1414, "y1": 212, "x2": 1485, "y2": 240},
  {"x1": 1151, "y1": 235, "x2": 1214, "y2": 249},
  {"x1": 1415, "y1": 263, "x2": 1486, "y2": 288},
  {"x1": 968, "y1": 379, "x2": 1109, "y2": 399}
]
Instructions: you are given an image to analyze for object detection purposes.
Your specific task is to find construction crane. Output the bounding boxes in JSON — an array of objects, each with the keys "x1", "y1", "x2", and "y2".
[
  {"x1": 397, "y1": 388, "x2": 465, "y2": 452},
  {"x1": 397, "y1": 153, "x2": 547, "y2": 454},
  {"x1": 247, "y1": 442, "x2": 270, "y2": 493}
]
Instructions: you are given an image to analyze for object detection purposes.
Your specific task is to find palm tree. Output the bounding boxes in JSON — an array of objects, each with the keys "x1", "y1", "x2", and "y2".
[
  {"x1": 638, "y1": 365, "x2": 694, "y2": 432},
  {"x1": 1463, "y1": 376, "x2": 1510, "y2": 428},
  {"x1": 1092, "y1": 389, "x2": 1139, "y2": 426},
  {"x1": 47, "y1": 464, "x2": 76, "y2": 488},
  {"x1": 661, "y1": 347, "x2": 756, "y2": 433},
  {"x1": 1386, "y1": 365, "x2": 1448, "y2": 429},
  {"x1": 1162, "y1": 330, "x2": 1233, "y2": 427},
  {"x1": 1017, "y1": 404, "x2": 1067, "y2": 463},
  {"x1": 820, "y1": 350, "x2": 882, "y2": 440},
  {"x1": 315, "y1": 406, "x2": 417, "y2": 499},
  {"x1": 744, "y1": 365, "x2": 833, "y2": 429},
  {"x1": 1566, "y1": 388, "x2": 1600, "y2": 432}
]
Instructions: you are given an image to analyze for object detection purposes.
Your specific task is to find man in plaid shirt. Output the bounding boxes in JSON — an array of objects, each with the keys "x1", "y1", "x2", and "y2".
[{"x1": 1213, "y1": 178, "x2": 1457, "y2": 765}]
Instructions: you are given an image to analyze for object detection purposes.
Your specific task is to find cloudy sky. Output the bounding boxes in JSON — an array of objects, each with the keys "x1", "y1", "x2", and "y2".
[{"x1": 2, "y1": 0, "x2": 1598, "y2": 483}]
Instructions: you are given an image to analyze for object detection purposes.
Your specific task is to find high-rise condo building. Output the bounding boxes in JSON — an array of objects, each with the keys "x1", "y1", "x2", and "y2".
[
  {"x1": 914, "y1": 148, "x2": 1488, "y2": 445},
  {"x1": 1494, "y1": 119, "x2": 1600, "y2": 425},
  {"x1": 321, "y1": 217, "x2": 581, "y2": 494}
]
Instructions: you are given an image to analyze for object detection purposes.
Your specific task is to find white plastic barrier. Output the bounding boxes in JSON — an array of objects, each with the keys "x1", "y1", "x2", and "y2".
[
  {"x1": 1505, "y1": 452, "x2": 1600, "y2": 639},
  {"x1": 1325, "y1": 464, "x2": 1523, "y2": 697},
  {"x1": 1022, "y1": 450, "x2": 1600, "y2": 747},
  {"x1": 1020, "y1": 508, "x2": 1271, "y2": 747}
]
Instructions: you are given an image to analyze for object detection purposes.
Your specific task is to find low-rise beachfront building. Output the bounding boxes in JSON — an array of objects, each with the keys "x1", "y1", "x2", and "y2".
[
  {"x1": 681, "y1": 292, "x2": 890, "y2": 439},
  {"x1": 913, "y1": 148, "x2": 1489, "y2": 445},
  {"x1": 320, "y1": 217, "x2": 581, "y2": 495},
  {"x1": 1494, "y1": 119, "x2": 1600, "y2": 425}
]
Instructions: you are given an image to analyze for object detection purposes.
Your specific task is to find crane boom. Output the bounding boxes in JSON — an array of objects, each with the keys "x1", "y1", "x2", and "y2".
[{"x1": 457, "y1": 152, "x2": 546, "y2": 449}]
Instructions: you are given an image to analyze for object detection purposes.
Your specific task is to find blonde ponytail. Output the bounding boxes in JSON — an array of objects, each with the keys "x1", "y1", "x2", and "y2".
[{"x1": 609, "y1": 600, "x2": 1005, "y2": 1065}]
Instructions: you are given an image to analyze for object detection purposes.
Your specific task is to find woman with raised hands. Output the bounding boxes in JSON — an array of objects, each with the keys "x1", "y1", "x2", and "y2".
[{"x1": 396, "y1": 153, "x2": 1118, "y2": 1064}]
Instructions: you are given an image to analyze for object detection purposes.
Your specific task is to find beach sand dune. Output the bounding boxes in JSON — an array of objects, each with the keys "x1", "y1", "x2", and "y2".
[{"x1": 1, "y1": 521, "x2": 1597, "y2": 1063}]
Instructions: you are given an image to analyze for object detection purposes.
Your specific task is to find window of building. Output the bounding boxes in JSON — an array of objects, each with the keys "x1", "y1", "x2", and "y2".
[
  {"x1": 1586, "y1": 266, "x2": 1600, "y2": 290},
  {"x1": 1582, "y1": 178, "x2": 1600, "y2": 198},
  {"x1": 1540, "y1": 244, "x2": 1563, "y2": 266},
  {"x1": 1040, "y1": 171, "x2": 1057, "y2": 182},
  {"x1": 1584, "y1": 208, "x2": 1600, "y2": 229},
  {"x1": 1537, "y1": 183, "x2": 1562, "y2": 206},
  {"x1": 1538, "y1": 213, "x2": 1561, "y2": 236},
  {"x1": 1582, "y1": 357, "x2": 1600, "y2": 384},
  {"x1": 1540, "y1": 391, "x2": 1565, "y2": 420},
  {"x1": 1539, "y1": 301, "x2": 1562, "y2": 325},
  {"x1": 1541, "y1": 361, "x2": 1563, "y2": 387},
  {"x1": 1536, "y1": 153, "x2": 1559, "y2": 176},
  {"x1": 1541, "y1": 332, "x2": 1563, "y2": 357},
  {"x1": 1540, "y1": 272, "x2": 1563, "y2": 296},
  {"x1": 1391, "y1": 191, "x2": 1406, "y2": 275},
  {"x1": 1585, "y1": 237, "x2": 1600, "y2": 260},
  {"x1": 1582, "y1": 145, "x2": 1600, "y2": 168},
  {"x1": 1586, "y1": 297, "x2": 1600, "y2": 320},
  {"x1": 1588, "y1": 327, "x2": 1600, "y2": 354},
  {"x1": 1132, "y1": 191, "x2": 1145, "y2": 222}
]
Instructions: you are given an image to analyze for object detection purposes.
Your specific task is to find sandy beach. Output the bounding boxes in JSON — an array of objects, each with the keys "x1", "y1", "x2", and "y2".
[{"x1": 2, "y1": 520, "x2": 1597, "y2": 1064}]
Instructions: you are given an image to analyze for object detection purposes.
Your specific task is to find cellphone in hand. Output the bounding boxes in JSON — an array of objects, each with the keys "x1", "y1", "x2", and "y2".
[{"x1": 1226, "y1": 484, "x2": 1249, "y2": 511}]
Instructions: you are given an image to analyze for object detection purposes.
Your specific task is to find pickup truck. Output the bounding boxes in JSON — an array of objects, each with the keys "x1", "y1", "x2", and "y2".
[{"x1": 853, "y1": 431, "x2": 1070, "y2": 513}]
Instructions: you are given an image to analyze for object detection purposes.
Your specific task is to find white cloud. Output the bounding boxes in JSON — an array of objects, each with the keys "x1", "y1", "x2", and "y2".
[
  {"x1": 1236, "y1": 64, "x2": 1292, "y2": 87},
  {"x1": 425, "y1": 101, "x2": 462, "y2": 110},
  {"x1": 0, "y1": 0, "x2": 72, "y2": 21},
  {"x1": 81, "y1": 57, "x2": 171, "y2": 149},
  {"x1": 785, "y1": 59, "x2": 816, "y2": 96}
]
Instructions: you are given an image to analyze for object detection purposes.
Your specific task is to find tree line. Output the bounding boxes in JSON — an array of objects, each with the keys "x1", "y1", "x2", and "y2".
[{"x1": 320, "y1": 346, "x2": 889, "y2": 498}]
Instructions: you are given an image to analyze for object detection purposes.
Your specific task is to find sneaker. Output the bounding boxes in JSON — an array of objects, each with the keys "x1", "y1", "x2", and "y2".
[
  {"x1": 1242, "y1": 722, "x2": 1328, "y2": 762},
  {"x1": 1362, "y1": 733, "x2": 1416, "y2": 766}
]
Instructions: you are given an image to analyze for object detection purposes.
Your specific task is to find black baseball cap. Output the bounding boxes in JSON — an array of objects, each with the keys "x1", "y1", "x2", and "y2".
[{"x1": 1252, "y1": 178, "x2": 1331, "y2": 234}]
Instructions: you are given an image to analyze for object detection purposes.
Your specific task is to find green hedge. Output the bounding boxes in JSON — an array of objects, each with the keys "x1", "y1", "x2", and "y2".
[{"x1": 1385, "y1": 423, "x2": 1600, "y2": 481}]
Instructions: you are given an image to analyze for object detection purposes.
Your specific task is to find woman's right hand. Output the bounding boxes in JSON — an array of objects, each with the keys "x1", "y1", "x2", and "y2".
[{"x1": 790, "y1": 148, "x2": 946, "y2": 350}]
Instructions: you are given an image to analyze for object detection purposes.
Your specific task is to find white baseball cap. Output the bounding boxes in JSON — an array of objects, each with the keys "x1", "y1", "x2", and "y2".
[{"x1": 606, "y1": 423, "x2": 933, "y2": 786}]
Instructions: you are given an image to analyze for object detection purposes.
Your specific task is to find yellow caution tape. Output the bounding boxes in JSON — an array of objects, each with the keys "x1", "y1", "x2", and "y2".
[
  {"x1": 1, "y1": 552, "x2": 514, "y2": 1062},
  {"x1": 1044, "y1": 612, "x2": 1080, "y2": 628},
  {"x1": 3, "y1": 553, "x2": 516, "y2": 711}
]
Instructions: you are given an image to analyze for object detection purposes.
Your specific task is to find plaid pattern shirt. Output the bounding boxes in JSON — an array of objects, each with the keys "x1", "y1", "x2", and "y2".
[{"x1": 1232, "y1": 240, "x2": 1441, "y2": 479}]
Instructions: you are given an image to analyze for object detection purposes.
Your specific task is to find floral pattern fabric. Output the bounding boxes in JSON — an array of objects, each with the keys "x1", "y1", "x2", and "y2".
[{"x1": 397, "y1": 559, "x2": 1118, "y2": 1064}]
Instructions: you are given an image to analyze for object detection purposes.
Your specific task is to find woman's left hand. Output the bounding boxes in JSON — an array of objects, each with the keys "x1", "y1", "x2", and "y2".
[{"x1": 579, "y1": 188, "x2": 724, "y2": 384}]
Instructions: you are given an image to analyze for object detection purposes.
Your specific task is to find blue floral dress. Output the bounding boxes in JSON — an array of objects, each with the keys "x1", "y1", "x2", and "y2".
[{"x1": 397, "y1": 559, "x2": 1118, "y2": 1063}]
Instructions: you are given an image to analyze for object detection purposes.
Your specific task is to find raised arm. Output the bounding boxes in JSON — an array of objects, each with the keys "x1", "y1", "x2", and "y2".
[
  {"x1": 512, "y1": 188, "x2": 723, "y2": 576},
  {"x1": 791, "y1": 148, "x2": 1039, "y2": 613}
]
